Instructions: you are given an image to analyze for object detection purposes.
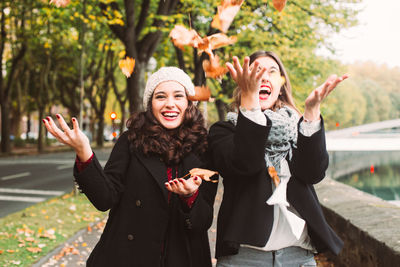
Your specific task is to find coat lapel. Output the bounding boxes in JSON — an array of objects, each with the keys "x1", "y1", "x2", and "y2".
[
  {"x1": 135, "y1": 151, "x2": 203, "y2": 202},
  {"x1": 135, "y1": 152, "x2": 169, "y2": 202},
  {"x1": 181, "y1": 152, "x2": 203, "y2": 177}
]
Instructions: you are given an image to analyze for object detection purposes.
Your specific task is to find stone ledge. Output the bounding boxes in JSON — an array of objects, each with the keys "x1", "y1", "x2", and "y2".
[{"x1": 315, "y1": 178, "x2": 400, "y2": 267}]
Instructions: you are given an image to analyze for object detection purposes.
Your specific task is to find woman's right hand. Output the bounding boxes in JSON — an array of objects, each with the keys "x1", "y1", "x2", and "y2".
[
  {"x1": 226, "y1": 56, "x2": 267, "y2": 110},
  {"x1": 43, "y1": 114, "x2": 92, "y2": 162}
]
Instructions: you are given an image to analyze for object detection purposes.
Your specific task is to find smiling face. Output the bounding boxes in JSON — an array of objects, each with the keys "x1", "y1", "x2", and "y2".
[
  {"x1": 151, "y1": 81, "x2": 189, "y2": 130},
  {"x1": 250, "y1": 56, "x2": 284, "y2": 111}
]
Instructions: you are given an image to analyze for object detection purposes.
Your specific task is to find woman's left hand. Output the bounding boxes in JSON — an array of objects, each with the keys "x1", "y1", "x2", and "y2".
[
  {"x1": 165, "y1": 176, "x2": 202, "y2": 197},
  {"x1": 304, "y1": 74, "x2": 349, "y2": 121}
]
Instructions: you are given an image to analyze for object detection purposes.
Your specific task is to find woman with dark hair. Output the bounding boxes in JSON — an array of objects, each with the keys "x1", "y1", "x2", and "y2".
[
  {"x1": 43, "y1": 67, "x2": 217, "y2": 267},
  {"x1": 208, "y1": 51, "x2": 348, "y2": 266}
]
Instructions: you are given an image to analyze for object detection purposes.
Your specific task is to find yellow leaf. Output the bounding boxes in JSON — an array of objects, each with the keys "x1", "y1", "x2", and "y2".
[{"x1": 119, "y1": 57, "x2": 135, "y2": 78}]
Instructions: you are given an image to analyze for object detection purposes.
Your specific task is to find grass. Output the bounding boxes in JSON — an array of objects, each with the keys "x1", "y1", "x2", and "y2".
[{"x1": 0, "y1": 192, "x2": 106, "y2": 267}]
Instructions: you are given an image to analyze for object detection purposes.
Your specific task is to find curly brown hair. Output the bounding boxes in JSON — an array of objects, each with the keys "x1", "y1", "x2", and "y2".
[{"x1": 126, "y1": 101, "x2": 208, "y2": 165}]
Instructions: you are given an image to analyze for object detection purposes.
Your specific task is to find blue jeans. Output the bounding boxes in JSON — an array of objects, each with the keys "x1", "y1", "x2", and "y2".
[{"x1": 217, "y1": 246, "x2": 316, "y2": 267}]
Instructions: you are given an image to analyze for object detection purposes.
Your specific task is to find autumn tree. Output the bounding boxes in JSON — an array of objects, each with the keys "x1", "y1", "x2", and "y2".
[
  {"x1": 158, "y1": 0, "x2": 361, "y2": 121},
  {"x1": 99, "y1": 0, "x2": 181, "y2": 113}
]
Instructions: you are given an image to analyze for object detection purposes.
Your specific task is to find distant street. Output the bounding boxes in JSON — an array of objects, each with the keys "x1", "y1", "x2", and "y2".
[{"x1": 0, "y1": 147, "x2": 112, "y2": 218}]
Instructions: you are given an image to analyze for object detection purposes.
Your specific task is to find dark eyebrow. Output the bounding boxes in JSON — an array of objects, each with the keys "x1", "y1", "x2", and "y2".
[{"x1": 269, "y1": 66, "x2": 279, "y2": 71}]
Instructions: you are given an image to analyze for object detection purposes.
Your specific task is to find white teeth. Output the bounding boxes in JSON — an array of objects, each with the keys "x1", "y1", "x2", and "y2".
[{"x1": 163, "y1": 112, "x2": 178, "y2": 117}]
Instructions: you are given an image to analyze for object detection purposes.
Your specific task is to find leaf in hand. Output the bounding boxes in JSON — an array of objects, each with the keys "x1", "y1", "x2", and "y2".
[
  {"x1": 211, "y1": 0, "x2": 244, "y2": 33},
  {"x1": 189, "y1": 168, "x2": 219, "y2": 183},
  {"x1": 119, "y1": 57, "x2": 135, "y2": 78},
  {"x1": 272, "y1": 0, "x2": 287, "y2": 12},
  {"x1": 169, "y1": 25, "x2": 203, "y2": 50},
  {"x1": 268, "y1": 166, "x2": 280, "y2": 187},
  {"x1": 188, "y1": 86, "x2": 212, "y2": 101},
  {"x1": 49, "y1": 0, "x2": 70, "y2": 8},
  {"x1": 202, "y1": 55, "x2": 228, "y2": 80}
]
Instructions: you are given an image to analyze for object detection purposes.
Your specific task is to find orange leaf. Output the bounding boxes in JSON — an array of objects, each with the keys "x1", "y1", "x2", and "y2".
[
  {"x1": 189, "y1": 168, "x2": 219, "y2": 183},
  {"x1": 6, "y1": 249, "x2": 15, "y2": 253},
  {"x1": 198, "y1": 33, "x2": 237, "y2": 56},
  {"x1": 0, "y1": 250, "x2": 3, "y2": 254},
  {"x1": 268, "y1": 166, "x2": 280, "y2": 187},
  {"x1": 272, "y1": 0, "x2": 287, "y2": 12},
  {"x1": 119, "y1": 57, "x2": 135, "y2": 78},
  {"x1": 169, "y1": 25, "x2": 202, "y2": 50},
  {"x1": 202, "y1": 55, "x2": 228, "y2": 80},
  {"x1": 26, "y1": 247, "x2": 42, "y2": 253},
  {"x1": 49, "y1": 0, "x2": 70, "y2": 8},
  {"x1": 87, "y1": 225, "x2": 92, "y2": 232},
  {"x1": 211, "y1": 0, "x2": 244, "y2": 33},
  {"x1": 188, "y1": 86, "x2": 212, "y2": 101}
]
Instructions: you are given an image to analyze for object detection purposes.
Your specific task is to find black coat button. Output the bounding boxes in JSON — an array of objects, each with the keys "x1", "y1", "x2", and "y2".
[
  {"x1": 135, "y1": 200, "x2": 141, "y2": 207},
  {"x1": 127, "y1": 234, "x2": 134, "y2": 240}
]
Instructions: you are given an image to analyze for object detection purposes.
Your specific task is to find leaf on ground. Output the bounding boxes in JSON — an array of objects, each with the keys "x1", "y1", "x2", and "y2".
[{"x1": 26, "y1": 247, "x2": 42, "y2": 253}]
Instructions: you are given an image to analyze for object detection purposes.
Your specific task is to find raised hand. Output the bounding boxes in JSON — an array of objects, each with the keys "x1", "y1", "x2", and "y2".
[
  {"x1": 304, "y1": 74, "x2": 349, "y2": 121},
  {"x1": 42, "y1": 114, "x2": 92, "y2": 161},
  {"x1": 165, "y1": 176, "x2": 202, "y2": 197},
  {"x1": 226, "y1": 56, "x2": 267, "y2": 110}
]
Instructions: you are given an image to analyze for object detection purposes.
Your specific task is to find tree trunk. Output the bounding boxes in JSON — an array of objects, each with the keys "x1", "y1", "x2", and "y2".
[
  {"x1": 38, "y1": 108, "x2": 45, "y2": 153},
  {"x1": 215, "y1": 99, "x2": 228, "y2": 121},
  {"x1": 96, "y1": 116, "x2": 104, "y2": 147},
  {"x1": 129, "y1": 60, "x2": 147, "y2": 113},
  {"x1": 0, "y1": 101, "x2": 11, "y2": 153}
]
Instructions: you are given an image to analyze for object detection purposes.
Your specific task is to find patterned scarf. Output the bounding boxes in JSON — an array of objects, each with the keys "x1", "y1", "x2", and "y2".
[{"x1": 226, "y1": 106, "x2": 299, "y2": 173}]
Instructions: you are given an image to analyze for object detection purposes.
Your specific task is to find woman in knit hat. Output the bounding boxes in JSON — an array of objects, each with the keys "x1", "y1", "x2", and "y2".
[
  {"x1": 43, "y1": 66, "x2": 218, "y2": 267},
  {"x1": 208, "y1": 51, "x2": 348, "y2": 266}
]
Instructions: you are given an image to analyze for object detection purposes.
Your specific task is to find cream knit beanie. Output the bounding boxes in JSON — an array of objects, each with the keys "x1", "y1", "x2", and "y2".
[{"x1": 143, "y1": 67, "x2": 195, "y2": 110}]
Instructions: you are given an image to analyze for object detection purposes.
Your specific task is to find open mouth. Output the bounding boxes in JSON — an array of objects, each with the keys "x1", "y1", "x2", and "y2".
[
  {"x1": 259, "y1": 85, "x2": 271, "y2": 100},
  {"x1": 161, "y1": 111, "x2": 179, "y2": 120}
]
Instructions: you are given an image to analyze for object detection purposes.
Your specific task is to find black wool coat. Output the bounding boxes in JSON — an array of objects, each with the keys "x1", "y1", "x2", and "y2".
[
  {"x1": 208, "y1": 112, "x2": 343, "y2": 258},
  {"x1": 73, "y1": 132, "x2": 217, "y2": 267}
]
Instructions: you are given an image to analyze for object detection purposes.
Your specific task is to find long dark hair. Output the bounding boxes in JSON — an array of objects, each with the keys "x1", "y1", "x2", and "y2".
[
  {"x1": 126, "y1": 100, "x2": 207, "y2": 165},
  {"x1": 233, "y1": 51, "x2": 300, "y2": 114}
]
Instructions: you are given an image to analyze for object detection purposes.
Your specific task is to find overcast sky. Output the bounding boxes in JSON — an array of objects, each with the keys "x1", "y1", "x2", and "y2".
[{"x1": 320, "y1": 0, "x2": 400, "y2": 68}]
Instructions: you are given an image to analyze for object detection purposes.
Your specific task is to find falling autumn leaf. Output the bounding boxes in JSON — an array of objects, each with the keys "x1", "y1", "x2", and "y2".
[
  {"x1": 211, "y1": 0, "x2": 244, "y2": 33},
  {"x1": 272, "y1": 0, "x2": 287, "y2": 12},
  {"x1": 202, "y1": 55, "x2": 228, "y2": 80},
  {"x1": 268, "y1": 166, "x2": 280, "y2": 187},
  {"x1": 188, "y1": 86, "x2": 212, "y2": 101},
  {"x1": 49, "y1": 0, "x2": 70, "y2": 8},
  {"x1": 197, "y1": 33, "x2": 237, "y2": 56},
  {"x1": 119, "y1": 57, "x2": 135, "y2": 78},
  {"x1": 169, "y1": 25, "x2": 202, "y2": 50},
  {"x1": 189, "y1": 168, "x2": 219, "y2": 183}
]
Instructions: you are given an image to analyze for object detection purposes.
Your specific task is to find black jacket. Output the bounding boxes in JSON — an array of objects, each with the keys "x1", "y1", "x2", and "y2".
[
  {"x1": 208, "y1": 112, "x2": 343, "y2": 258},
  {"x1": 74, "y1": 132, "x2": 217, "y2": 267}
]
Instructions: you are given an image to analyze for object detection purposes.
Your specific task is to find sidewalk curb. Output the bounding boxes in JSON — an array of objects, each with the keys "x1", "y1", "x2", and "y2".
[{"x1": 31, "y1": 219, "x2": 101, "y2": 267}]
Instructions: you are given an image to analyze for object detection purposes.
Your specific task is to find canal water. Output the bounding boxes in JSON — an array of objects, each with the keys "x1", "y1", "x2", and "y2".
[{"x1": 328, "y1": 151, "x2": 400, "y2": 206}]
